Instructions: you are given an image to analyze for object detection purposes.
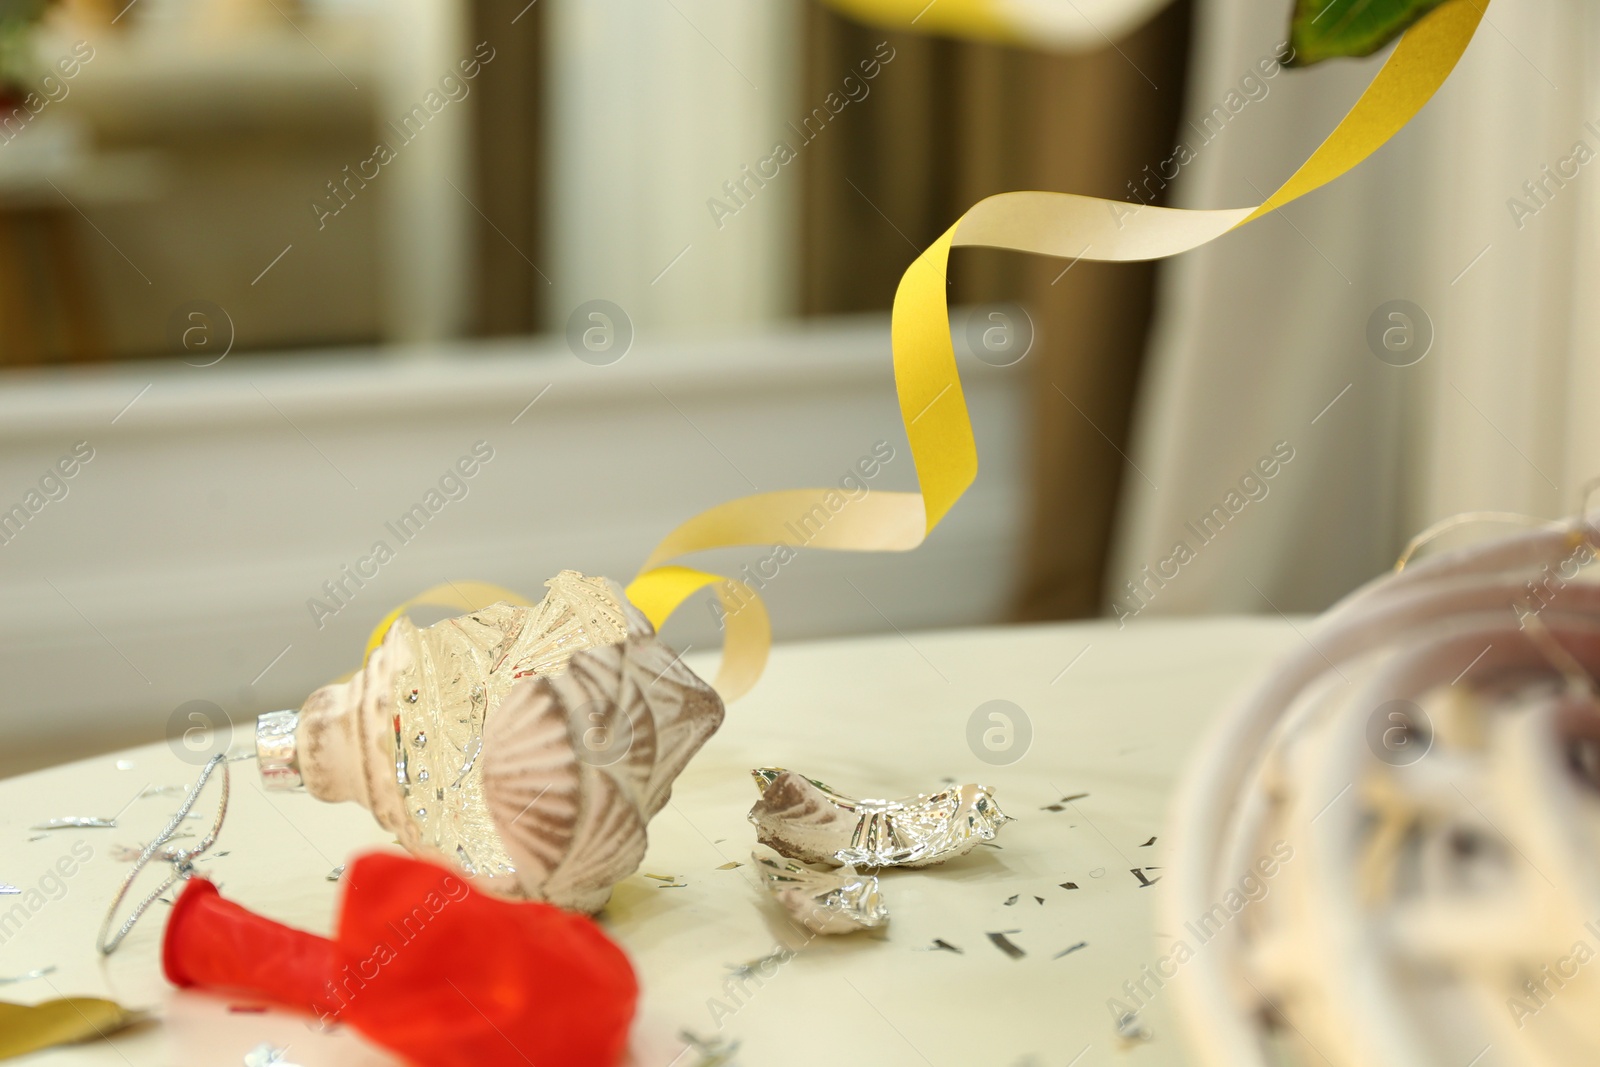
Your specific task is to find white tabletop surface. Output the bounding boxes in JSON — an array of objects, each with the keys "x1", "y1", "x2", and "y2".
[{"x1": 0, "y1": 617, "x2": 1299, "y2": 1067}]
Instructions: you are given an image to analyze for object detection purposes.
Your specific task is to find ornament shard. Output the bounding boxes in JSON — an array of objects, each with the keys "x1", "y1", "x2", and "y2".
[
  {"x1": 748, "y1": 768, "x2": 1012, "y2": 868},
  {"x1": 752, "y1": 852, "x2": 887, "y2": 934}
]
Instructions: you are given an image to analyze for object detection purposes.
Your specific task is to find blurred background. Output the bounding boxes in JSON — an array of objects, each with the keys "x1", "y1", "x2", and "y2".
[{"x1": 0, "y1": 0, "x2": 1592, "y2": 775}]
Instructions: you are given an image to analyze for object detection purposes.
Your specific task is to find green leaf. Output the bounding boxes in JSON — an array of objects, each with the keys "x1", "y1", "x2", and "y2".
[{"x1": 1288, "y1": 0, "x2": 1453, "y2": 66}]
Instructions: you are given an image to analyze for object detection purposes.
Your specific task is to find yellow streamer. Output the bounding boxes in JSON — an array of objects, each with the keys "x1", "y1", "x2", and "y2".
[{"x1": 626, "y1": 0, "x2": 1487, "y2": 700}]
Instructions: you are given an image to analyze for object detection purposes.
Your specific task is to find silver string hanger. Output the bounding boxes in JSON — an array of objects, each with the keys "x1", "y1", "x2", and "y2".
[{"x1": 97, "y1": 753, "x2": 230, "y2": 956}]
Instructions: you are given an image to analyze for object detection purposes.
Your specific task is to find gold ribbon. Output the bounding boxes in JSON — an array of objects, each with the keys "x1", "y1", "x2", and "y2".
[{"x1": 624, "y1": 0, "x2": 1487, "y2": 700}]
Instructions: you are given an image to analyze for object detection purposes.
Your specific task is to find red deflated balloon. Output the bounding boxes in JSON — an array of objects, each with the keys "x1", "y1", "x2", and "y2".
[{"x1": 163, "y1": 851, "x2": 637, "y2": 1067}]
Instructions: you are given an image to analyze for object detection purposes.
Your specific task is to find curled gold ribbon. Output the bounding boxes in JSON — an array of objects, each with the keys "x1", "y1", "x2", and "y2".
[
  {"x1": 626, "y1": 0, "x2": 1488, "y2": 700},
  {"x1": 359, "y1": 574, "x2": 770, "y2": 700}
]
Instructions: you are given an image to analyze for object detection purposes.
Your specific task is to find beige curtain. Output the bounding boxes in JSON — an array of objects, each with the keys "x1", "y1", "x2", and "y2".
[
  {"x1": 469, "y1": 0, "x2": 547, "y2": 335},
  {"x1": 799, "y1": 0, "x2": 1193, "y2": 618}
]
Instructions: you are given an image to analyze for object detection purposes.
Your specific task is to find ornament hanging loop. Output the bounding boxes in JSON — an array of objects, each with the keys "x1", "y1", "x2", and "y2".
[{"x1": 97, "y1": 753, "x2": 230, "y2": 956}]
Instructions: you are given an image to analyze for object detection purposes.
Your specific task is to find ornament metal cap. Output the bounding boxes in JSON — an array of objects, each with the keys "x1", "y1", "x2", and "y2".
[{"x1": 256, "y1": 709, "x2": 302, "y2": 790}]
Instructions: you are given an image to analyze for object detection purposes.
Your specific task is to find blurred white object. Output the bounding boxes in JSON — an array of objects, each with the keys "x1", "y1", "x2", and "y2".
[{"x1": 1169, "y1": 516, "x2": 1600, "y2": 1066}]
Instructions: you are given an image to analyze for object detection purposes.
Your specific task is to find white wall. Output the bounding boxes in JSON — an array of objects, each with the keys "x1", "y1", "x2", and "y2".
[{"x1": 0, "y1": 316, "x2": 1026, "y2": 776}]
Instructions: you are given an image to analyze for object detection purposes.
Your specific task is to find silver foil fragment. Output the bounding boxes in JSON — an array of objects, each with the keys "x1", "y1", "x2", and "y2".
[
  {"x1": 1116, "y1": 1009, "x2": 1152, "y2": 1043},
  {"x1": 30, "y1": 817, "x2": 116, "y2": 830},
  {"x1": 243, "y1": 1043, "x2": 302, "y2": 1067},
  {"x1": 753, "y1": 852, "x2": 888, "y2": 935},
  {"x1": 748, "y1": 768, "x2": 1012, "y2": 868}
]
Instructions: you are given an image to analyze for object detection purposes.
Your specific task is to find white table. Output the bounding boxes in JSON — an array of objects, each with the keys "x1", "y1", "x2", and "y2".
[{"x1": 0, "y1": 617, "x2": 1298, "y2": 1066}]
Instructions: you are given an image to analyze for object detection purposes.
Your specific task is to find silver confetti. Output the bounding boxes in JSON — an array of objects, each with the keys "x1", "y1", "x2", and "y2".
[
  {"x1": 0, "y1": 884, "x2": 18, "y2": 895},
  {"x1": 243, "y1": 1043, "x2": 303, "y2": 1067},
  {"x1": 753, "y1": 852, "x2": 887, "y2": 934},
  {"x1": 326, "y1": 864, "x2": 346, "y2": 882},
  {"x1": 749, "y1": 768, "x2": 1012, "y2": 869},
  {"x1": 115, "y1": 759, "x2": 135, "y2": 770},
  {"x1": 30, "y1": 817, "x2": 116, "y2": 830},
  {"x1": 0, "y1": 965, "x2": 56, "y2": 985}
]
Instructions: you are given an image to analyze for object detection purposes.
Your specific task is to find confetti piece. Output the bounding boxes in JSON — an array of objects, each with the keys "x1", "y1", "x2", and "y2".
[
  {"x1": 0, "y1": 966, "x2": 55, "y2": 986},
  {"x1": 0, "y1": 885, "x2": 17, "y2": 896},
  {"x1": 26, "y1": 836, "x2": 46, "y2": 843},
  {"x1": 243, "y1": 1042, "x2": 303, "y2": 1067},
  {"x1": 657, "y1": 882, "x2": 688, "y2": 889},
  {"x1": 677, "y1": 1030, "x2": 740, "y2": 1067},
  {"x1": 1116, "y1": 1009, "x2": 1152, "y2": 1043},
  {"x1": 1060, "y1": 882, "x2": 1078, "y2": 890},
  {"x1": 1140, "y1": 836, "x2": 1157, "y2": 847},
  {"x1": 728, "y1": 950, "x2": 787, "y2": 977},
  {"x1": 1130, "y1": 868, "x2": 1161, "y2": 888},
  {"x1": 29, "y1": 817, "x2": 116, "y2": 831},
  {"x1": 115, "y1": 760, "x2": 134, "y2": 771},
  {"x1": 1004, "y1": 894, "x2": 1019, "y2": 906},
  {"x1": 642, "y1": 872, "x2": 677, "y2": 882},
  {"x1": 326, "y1": 865, "x2": 345, "y2": 882},
  {"x1": 1053, "y1": 942, "x2": 1087, "y2": 960},
  {"x1": 987, "y1": 932, "x2": 1026, "y2": 960},
  {"x1": 715, "y1": 862, "x2": 742, "y2": 870},
  {"x1": 140, "y1": 785, "x2": 186, "y2": 798},
  {"x1": 930, "y1": 939, "x2": 963, "y2": 954},
  {"x1": 1034, "y1": 896, "x2": 1045, "y2": 905},
  {"x1": 1090, "y1": 867, "x2": 1105, "y2": 878}
]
